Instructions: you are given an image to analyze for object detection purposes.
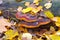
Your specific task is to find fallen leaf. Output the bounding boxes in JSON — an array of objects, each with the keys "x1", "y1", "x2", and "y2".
[
  {"x1": 52, "y1": 17, "x2": 60, "y2": 27},
  {"x1": 0, "y1": 16, "x2": 12, "y2": 33},
  {"x1": 5, "y1": 30, "x2": 19, "y2": 40},
  {"x1": 50, "y1": 35, "x2": 60, "y2": 40},
  {"x1": 44, "y1": 2, "x2": 52, "y2": 9},
  {"x1": 22, "y1": 7, "x2": 32, "y2": 13},
  {"x1": 44, "y1": 10, "x2": 54, "y2": 19},
  {"x1": 22, "y1": 33, "x2": 32, "y2": 40}
]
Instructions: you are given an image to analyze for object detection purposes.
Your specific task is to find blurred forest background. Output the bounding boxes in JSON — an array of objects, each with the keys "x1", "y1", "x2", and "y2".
[{"x1": 1, "y1": 0, "x2": 60, "y2": 16}]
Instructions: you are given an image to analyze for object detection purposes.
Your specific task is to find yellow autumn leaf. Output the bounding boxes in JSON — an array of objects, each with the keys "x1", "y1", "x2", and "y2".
[
  {"x1": 33, "y1": 0, "x2": 42, "y2": 5},
  {"x1": 52, "y1": 17, "x2": 60, "y2": 22},
  {"x1": 52, "y1": 17, "x2": 60, "y2": 27},
  {"x1": 37, "y1": 6, "x2": 43, "y2": 9},
  {"x1": 56, "y1": 17, "x2": 60, "y2": 23},
  {"x1": 32, "y1": 8, "x2": 39, "y2": 13},
  {"x1": 22, "y1": 7, "x2": 32, "y2": 13},
  {"x1": 50, "y1": 35, "x2": 60, "y2": 40},
  {"x1": 33, "y1": 0, "x2": 39, "y2": 3},
  {"x1": 18, "y1": 34, "x2": 22, "y2": 40},
  {"x1": 33, "y1": 0, "x2": 42, "y2": 3},
  {"x1": 37, "y1": 38, "x2": 42, "y2": 40},
  {"x1": 18, "y1": 38, "x2": 21, "y2": 40},
  {"x1": 30, "y1": 11, "x2": 36, "y2": 15},
  {"x1": 44, "y1": 10, "x2": 54, "y2": 19},
  {"x1": 25, "y1": 2, "x2": 30, "y2": 6},
  {"x1": 55, "y1": 30, "x2": 60, "y2": 35},
  {"x1": 35, "y1": 2, "x2": 39, "y2": 5},
  {"x1": 50, "y1": 26, "x2": 55, "y2": 32},
  {"x1": 55, "y1": 22, "x2": 60, "y2": 27},
  {"x1": 5, "y1": 30, "x2": 19, "y2": 39}
]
